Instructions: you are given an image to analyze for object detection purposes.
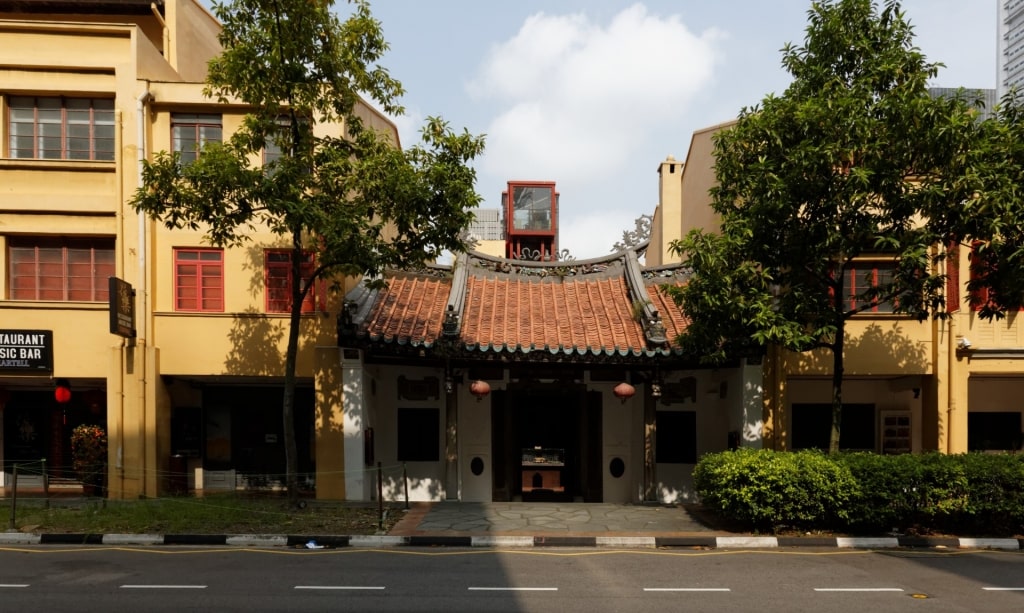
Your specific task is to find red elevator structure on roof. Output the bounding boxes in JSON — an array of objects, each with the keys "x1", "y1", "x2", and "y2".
[{"x1": 503, "y1": 181, "x2": 559, "y2": 261}]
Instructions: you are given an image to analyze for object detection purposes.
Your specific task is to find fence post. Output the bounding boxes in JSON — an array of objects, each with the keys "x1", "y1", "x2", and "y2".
[
  {"x1": 42, "y1": 458, "x2": 49, "y2": 509},
  {"x1": 403, "y1": 462, "x2": 409, "y2": 510},
  {"x1": 7, "y1": 464, "x2": 17, "y2": 532},
  {"x1": 377, "y1": 462, "x2": 384, "y2": 530}
]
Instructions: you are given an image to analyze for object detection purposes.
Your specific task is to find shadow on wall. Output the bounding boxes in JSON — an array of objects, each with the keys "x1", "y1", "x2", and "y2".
[
  {"x1": 656, "y1": 460, "x2": 699, "y2": 505},
  {"x1": 789, "y1": 321, "x2": 931, "y2": 374},
  {"x1": 381, "y1": 472, "x2": 446, "y2": 503},
  {"x1": 222, "y1": 307, "x2": 333, "y2": 376}
]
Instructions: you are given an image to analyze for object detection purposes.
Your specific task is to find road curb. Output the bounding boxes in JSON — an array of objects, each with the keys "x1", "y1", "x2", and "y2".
[{"x1": 2, "y1": 533, "x2": 1022, "y2": 550}]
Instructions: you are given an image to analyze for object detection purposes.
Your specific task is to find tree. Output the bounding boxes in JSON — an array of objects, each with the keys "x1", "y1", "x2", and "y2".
[
  {"x1": 664, "y1": 0, "x2": 980, "y2": 452},
  {"x1": 932, "y1": 89, "x2": 1024, "y2": 319},
  {"x1": 131, "y1": 0, "x2": 484, "y2": 502}
]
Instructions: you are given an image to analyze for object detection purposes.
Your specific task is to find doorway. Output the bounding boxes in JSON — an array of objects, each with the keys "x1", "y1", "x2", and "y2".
[{"x1": 491, "y1": 386, "x2": 602, "y2": 502}]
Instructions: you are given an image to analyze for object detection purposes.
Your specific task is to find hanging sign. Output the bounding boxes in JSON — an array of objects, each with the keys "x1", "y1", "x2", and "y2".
[
  {"x1": 0, "y1": 330, "x2": 54, "y2": 373},
  {"x1": 108, "y1": 276, "x2": 136, "y2": 338}
]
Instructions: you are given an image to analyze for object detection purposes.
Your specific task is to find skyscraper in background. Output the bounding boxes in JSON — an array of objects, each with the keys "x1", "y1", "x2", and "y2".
[{"x1": 998, "y1": 0, "x2": 1024, "y2": 98}]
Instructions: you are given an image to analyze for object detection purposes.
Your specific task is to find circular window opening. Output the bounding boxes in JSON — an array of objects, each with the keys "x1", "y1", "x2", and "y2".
[
  {"x1": 609, "y1": 457, "x2": 625, "y2": 479},
  {"x1": 470, "y1": 456, "x2": 485, "y2": 476}
]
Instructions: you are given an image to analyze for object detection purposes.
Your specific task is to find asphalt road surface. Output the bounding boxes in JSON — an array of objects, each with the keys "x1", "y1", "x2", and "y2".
[{"x1": 0, "y1": 545, "x2": 1022, "y2": 612}]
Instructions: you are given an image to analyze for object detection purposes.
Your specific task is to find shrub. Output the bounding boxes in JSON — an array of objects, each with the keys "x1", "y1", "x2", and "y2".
[
  {"x1": 694, "y1": 448, "x2": 858, "y2": 532},
  {"x1": 840, "y1": 452, "x2": 969, "y2": 534},
  {"x1": 956, "y1": 453, "x2": 1024, "y2": 536},
  {"x1": 698, "y1": 450, "x2": 1024, "y2": 536},
  {"x1": 71, "y1": 424, "x2": 107, "y2": 492}
]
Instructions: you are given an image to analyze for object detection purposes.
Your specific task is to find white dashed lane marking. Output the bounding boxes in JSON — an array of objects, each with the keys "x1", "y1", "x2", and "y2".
[
  {"x1": 294, "y1": 586, "x2": 385, "y2": 590},
  {"x1": 468, "y1": 587, "x2": 558, "y2": 591},
  {"x1": 814, "y1": 588, "x2": 904, "y2": 592},
  {"x1": 644, "y1": 588, "x2": 731, "y2": 592},
  {"x1": 120, "y1": 585, "x2": 207, "y2": 589}
]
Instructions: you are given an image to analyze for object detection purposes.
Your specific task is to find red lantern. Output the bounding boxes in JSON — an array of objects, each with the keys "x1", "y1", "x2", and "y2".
[
  {"x1": 612, "y1": 382, "x2": 636, "y2": 402},
  {"x1": 469, "y1": 380, "x2": 491, "y2": 401},
  {"x1": 54, "y1": 379, "x2": 72, "y2": 404}
]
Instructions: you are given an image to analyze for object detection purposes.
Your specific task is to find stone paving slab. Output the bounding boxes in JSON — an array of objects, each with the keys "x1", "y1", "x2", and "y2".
[{"x1": 391, "y1": 502, "x2": 715, "y2": 535}]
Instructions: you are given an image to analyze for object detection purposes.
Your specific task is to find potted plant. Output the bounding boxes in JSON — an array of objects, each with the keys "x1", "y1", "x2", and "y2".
[{"x1": 71, "y1": 424, "x2": 107, "y2": 496}]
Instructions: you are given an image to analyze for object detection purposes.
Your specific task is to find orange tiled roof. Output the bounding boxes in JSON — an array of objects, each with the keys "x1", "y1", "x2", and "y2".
[
  {"x1": 361, "y1": 272, "x2": 451, "y2": 346},
  {"x1": 460, "y1": 275, "x2": 648, "y2": 354},
  {"x1": 353, "y1": 260, "x2": 689, "y2": 357},
  {"x1": 646, "y1": 280, "x2": 690, "y2": 339}
]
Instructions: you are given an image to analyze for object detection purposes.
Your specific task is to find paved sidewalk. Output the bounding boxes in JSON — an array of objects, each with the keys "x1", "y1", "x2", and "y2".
[
  {"x1": 383, "y1": 501, "x2": 1024, "y2": 550},
  {"x1": 388, "y1": 502, "x2": 715, "y2": 536},
  {"x1": 2, "y1": 501, "x2": 1022, "y2": 550}
]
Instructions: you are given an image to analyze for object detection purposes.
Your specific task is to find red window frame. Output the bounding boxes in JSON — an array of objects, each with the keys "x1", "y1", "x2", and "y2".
[
  {"x1": 967, "y1": 242, "x2": 1024, "y2": 313},
  {"x1": 8, "y1": 237, "x2": 115, "y2": 302},
  {"x1": 969, "y1": 244, "x2": 995, "y2": 311},
  {"x1": 174, "y1": 248, "x2": 224, "y2": 312},
  {"x1": 842, "y1": 260, "x2": 896, "y2": 313},
  {"x1": 8, "y1": 96, "x2": 115, "y2": 161},
  {"x1": 171, "y1": 113, "x2": 222, "y2": 164},
  {"x1": 265, "y1": 250, "x2": 319, "y2": 313}
]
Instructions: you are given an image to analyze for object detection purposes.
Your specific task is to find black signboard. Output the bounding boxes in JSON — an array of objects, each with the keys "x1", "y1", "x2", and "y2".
[
  {"x1": 0, "y1": 329, "x2": 54, "y2": 374},
  {"x1": 108, "y1": 276, "x2": 136, "y2": 338}
]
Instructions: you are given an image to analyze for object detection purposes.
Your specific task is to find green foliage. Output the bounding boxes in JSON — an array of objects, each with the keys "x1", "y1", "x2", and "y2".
[
  {"x1": 938, "y1": 89, "x2": 1024, "y2": 319},
  {"x1": 696, "y1": 450, "x2": 1024, "y2": 536},
  {"x1": 130, "y1": 0, "x2": 484, "y2": 499},
  {"x1": 71, "y1": 424, "x2": 107, "y2": 490},
  {"x1": 665, "y1": 0, "x2": 981, "y2": 451},
  {"x1": 9, "y1": 495, "x2": 402, "y2": 535},
  {"x1": 955, "y1": 453, "x2": 1024, "y2": 535},
  {"x1": 840, "y1": 452, "x2": 969, "y2": 533},
  {"x1": 693, "y1": 448, "x2": 857, "y2": 532}
]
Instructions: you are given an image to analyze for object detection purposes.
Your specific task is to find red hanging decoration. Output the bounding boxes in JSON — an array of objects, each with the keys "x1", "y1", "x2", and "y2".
[
  {"x1": 469, "y1": 380, "x2": 491, "y2": 401},
  {"x1": 54, "y1": 379, "x2": 72, "y2": 404},
  {"x1": 612, "y1": 382, "x2": 636, "y2": 402}
]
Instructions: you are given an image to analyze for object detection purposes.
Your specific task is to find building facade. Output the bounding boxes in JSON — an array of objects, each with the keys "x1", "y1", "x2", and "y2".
[
  {"x1": 999, "y1": 0, "x2": 1024, "y2": 98},
  {"x1": 0, "y1": 0, "x2": 395, "y2": 500},
  {"x1": 6, "y1": 1, "x2": 1018, "y2": 507},
  {"x1": 649, "y1": 123, "x2": 1024, "y2": 459}
]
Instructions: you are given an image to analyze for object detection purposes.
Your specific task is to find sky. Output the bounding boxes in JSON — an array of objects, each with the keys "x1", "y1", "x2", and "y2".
[{"x1": 364, "y1": 0, "x2": 997, "y2": 260}]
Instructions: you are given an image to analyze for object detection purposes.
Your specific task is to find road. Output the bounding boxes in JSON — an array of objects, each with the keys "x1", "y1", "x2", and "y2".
[{"x1": 0, "y1": 545, "x2": 1022, "y2": 612}]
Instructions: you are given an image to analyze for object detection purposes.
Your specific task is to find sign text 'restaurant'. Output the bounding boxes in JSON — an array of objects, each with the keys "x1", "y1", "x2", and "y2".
[{"x1": 0, "y1": 330, "x2": 54, "y2": 373}]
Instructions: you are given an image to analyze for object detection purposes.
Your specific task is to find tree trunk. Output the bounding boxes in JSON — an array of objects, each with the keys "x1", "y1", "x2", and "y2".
[
  {"x1": 282, "y1": 229, "x2": 302, "y2": 505},
  {"x1": 829, "y1": 321, "x2": 845, "y2": 453}
]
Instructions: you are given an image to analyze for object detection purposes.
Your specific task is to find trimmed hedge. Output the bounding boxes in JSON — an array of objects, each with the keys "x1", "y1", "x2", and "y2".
[
  {"x1": 694, "y1": 449, "x2": 1024, "y2": 536},
  {"x1": 693, "y1": 448, "x2": 858, "y2": 532}
]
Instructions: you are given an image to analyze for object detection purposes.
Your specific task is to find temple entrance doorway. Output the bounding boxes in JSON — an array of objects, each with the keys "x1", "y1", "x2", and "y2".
[{"x1": 490, "y1": 386, "x2": 602, "y2": 502}]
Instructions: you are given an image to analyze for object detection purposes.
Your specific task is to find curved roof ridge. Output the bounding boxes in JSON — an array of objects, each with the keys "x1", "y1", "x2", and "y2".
[{"x1": 467, "y1": 240, "x2": 648, "y2": 271}]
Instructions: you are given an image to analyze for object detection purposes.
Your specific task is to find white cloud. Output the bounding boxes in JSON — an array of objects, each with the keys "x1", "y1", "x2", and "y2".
[
  {"x1": 468, "y1": 4, "x2": 723, "y2": 185},
  {"x1": 559, "y1": 208, "x2": 646, "y2": 261}
]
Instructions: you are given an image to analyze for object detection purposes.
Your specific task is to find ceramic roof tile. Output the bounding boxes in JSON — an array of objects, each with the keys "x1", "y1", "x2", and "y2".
[
  {"x1": 460, "y1": 275, "x2": 650, "y2": 353},
  {"x1": 361, "y1": 273, "x2": 451, "y2": 346},
  {"x1": 646, "y1": 280, "x2": 690, "y2": 340},
  {"x1": 352, "y1": 261, "x2": 690, "y2": 356}
]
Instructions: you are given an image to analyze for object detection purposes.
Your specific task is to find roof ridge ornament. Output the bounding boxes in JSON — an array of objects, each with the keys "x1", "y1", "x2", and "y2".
[
  {"x1": 440, "y1": 252, "x2": 470, "y2": 339},
  {"x1": 623, "y1": 250, "x2": 668, "y2": 347},
  {"x1": 441, "y1": 305, "x2": 459, "y2": 338}
]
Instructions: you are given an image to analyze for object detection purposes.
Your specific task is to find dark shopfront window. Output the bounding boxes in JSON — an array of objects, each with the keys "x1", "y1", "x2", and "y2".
[
  {"x1": 201, "y1": 386, "x2": 315, "y2": 478},
  {"x1": 3, "y1": 390, "x2": 106, "y2": 479},
  {"x1": 791, "y1": 403, "x2": 875, "y2": 451},
  {"x1": 968, "y1": 412, "x2": 1023, "y2": 451}
]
